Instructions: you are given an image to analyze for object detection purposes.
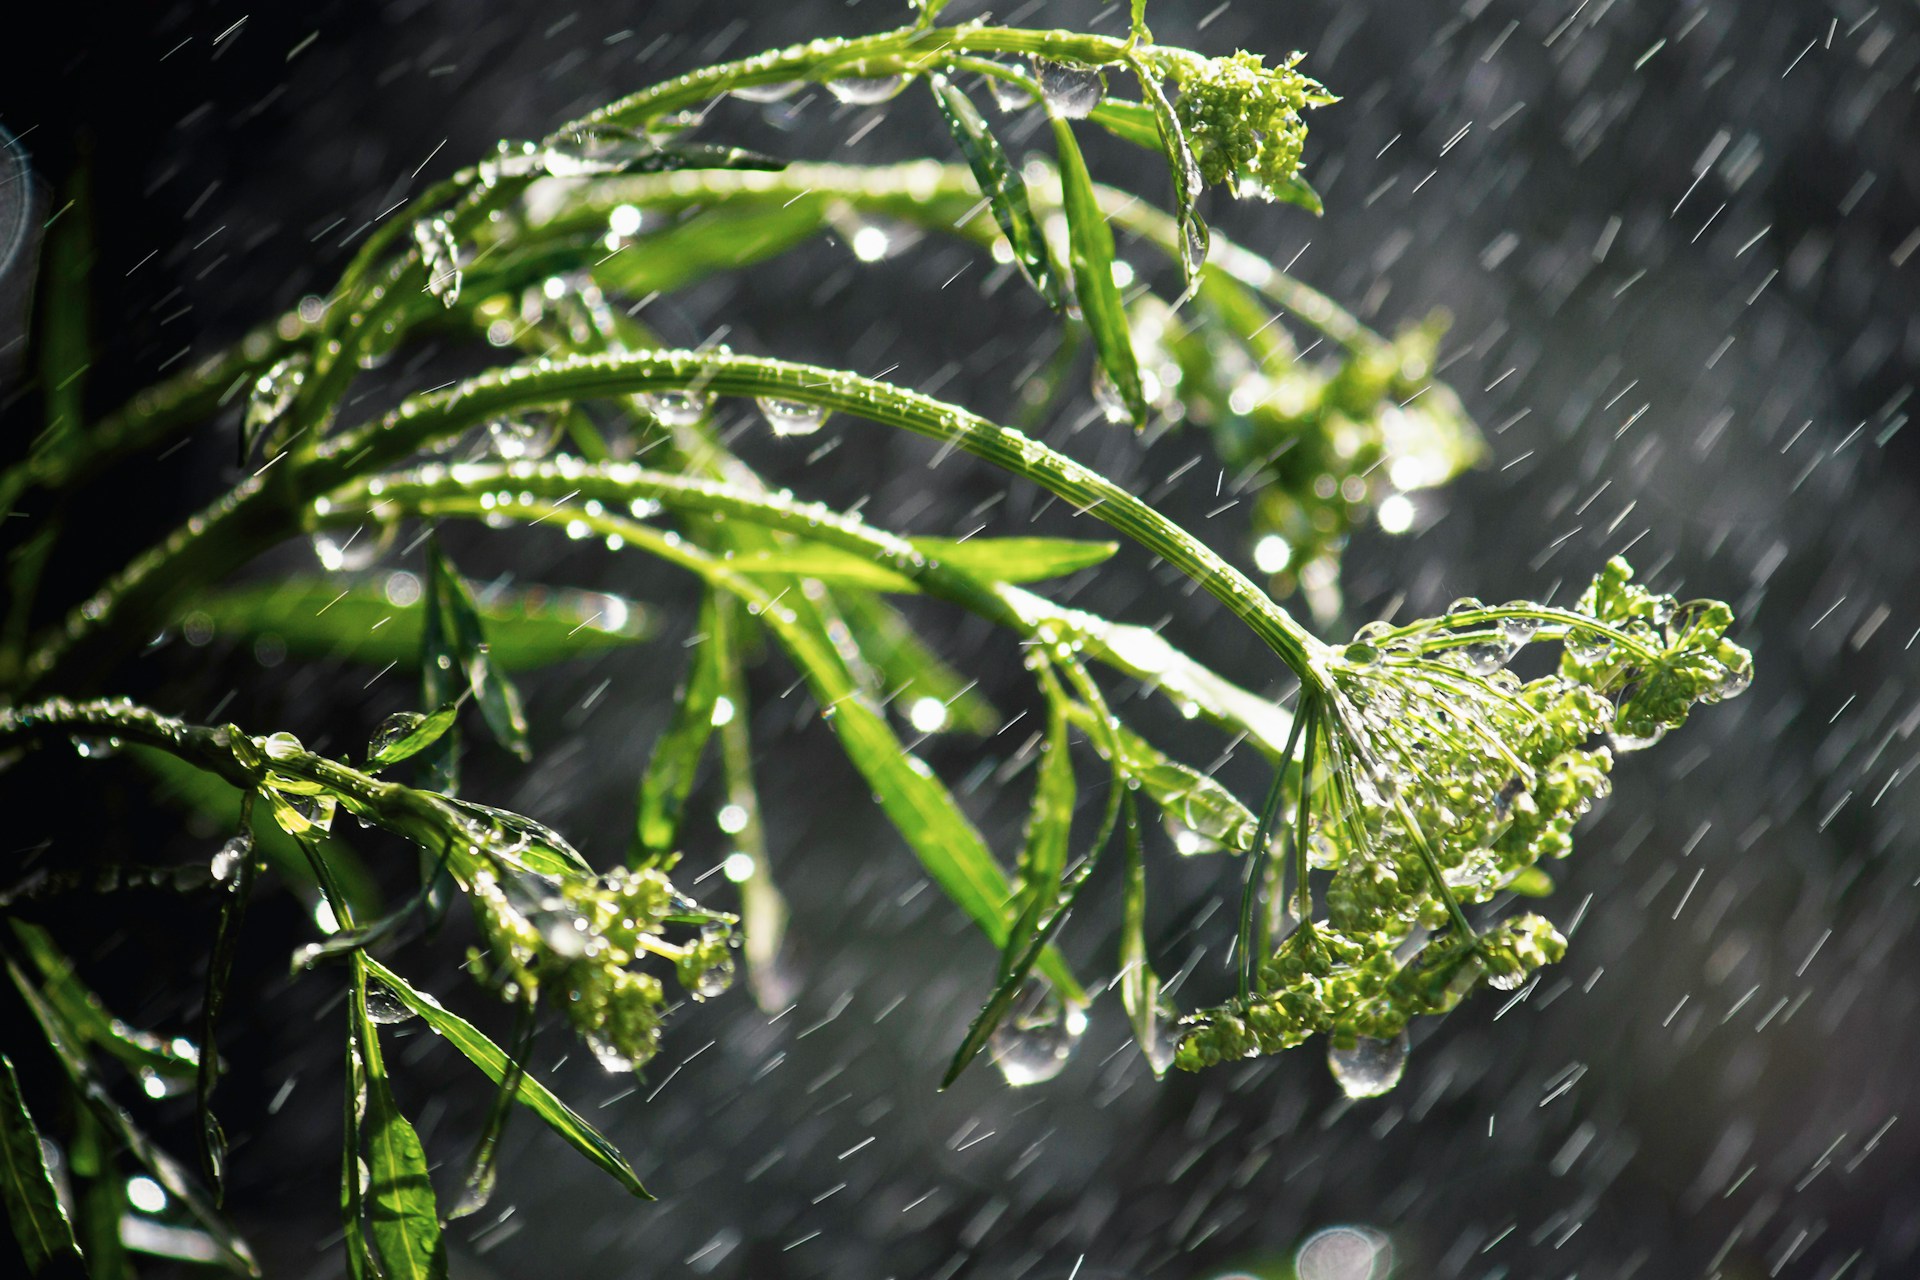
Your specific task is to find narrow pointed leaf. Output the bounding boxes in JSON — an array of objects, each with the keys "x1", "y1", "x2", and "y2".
[
  {"x1": 349, "y1": 960, "x2": 447, "y2": 1280},
  {"x1": 198, "y1": 821, "x2": 258, "y2": 1195},
  {"x1": 1051, "y1": 115, "x2": 1148, "y2": 426},
  {"x1": 441, "y1": 798, "x2": 593, "y2": 877},
  {"x1": 1004, "y1": 693, "x2": 1075, "y2": 964},
  {"x1": 1130, "y1": 54, "x2": 1208, "y2": 284},
  {"x1": 427, "y1": 540, "x2": 529, "y2": 759},
  {"x1": 1065, "y1": 707, "x2": 1259, "y2": 852},
  {"x1": 9, "y1": 920, "x2": 200, "y2": 1083},
  {"x1": 1087, "y1": 99, "x2": 1162, "y2": 149},
  {"x1": 725, "y1": 546, "x2": 919, "y2": 592},
  {"x1": 931, "y1": 75, "x2": 1060, "y2": 306},
  {"x1": 913, "y1": 535, "x2": 1118, "y2": 582},
  {"x1": 450, "y1": 1003, "x2": 533, "y2": 1220},
  {"x1": 33, "y1": 162, "x2": 91, "y2": 463},
  {"x1": 188, "y1": 579, "x2": 654, "y2": 668},
  {"x1": 834, "y1": 591, "x2": 997, "y2": 736},
  {"x1": 68, "y1": 1111, "x2": 133, "y2": 1280},
  {"x1": 359, "y1": 958, "x2": 651, "y2": 1199},
  {"x1": 0, "y1": 1055, "x2": 83, "y2": 1275},
  {"x1": 6, "y1": 961, "x2": 258, "y2": 1275},
  {"x1": 366, "y1": 705, "x2": 459, "y2": 769},
  {"x1": 633, "y1": 590, "x2": 727, "y2": 863},
  {"x1": 1117, "y1": 798, "x2": 1165, "y2": 1074}
]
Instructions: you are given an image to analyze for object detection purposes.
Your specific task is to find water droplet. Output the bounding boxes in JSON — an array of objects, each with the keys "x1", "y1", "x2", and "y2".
[
  {"x1": 1342, "y1": 642, "x2": 1381, "y2": 667},
  {"x1": 640, "y1": 389, "x2": 712, "y2": 426},
  {"x1": 1091, "y1": 365, "x2": 1131, "y2": 424},
  {"x1": 1485, "y1": 967, "x2": 1529, "y2": 992},
  {"x1": 1326, "y1": 1032, "x2": 1408, "y2": 1098},
  {"x1": 365, "y1": 983, "x2": 419, "y2": 1025},
  {"x1": 587, "y1": 1033, "x2": 637, "y2": 1074},
  {"x1": 71, "y1": 734, "x2": 120, "y2": 759},
  {"x1": 907, "y1": 696, "x2": 950, "y2": 734},
  {"x1": 244, "y1": 356, "x2": 307, "y2": 454},
  {"x1": 755, "y1": 396, "x2": 828, "y2": 438},
  {"x1": 734, "y1": 80, "x2": 802, "y2": 103},
  {"x1": 716, "y1": 803, "x2": 749, "y2": 835},
  {"x1": 825, "y1": 74, "x2": 908, "y2": 105},
  {"x1": 542, "y1": 128, "x2": 655, "y2": 177},
  {"x1": 721, "y1": 851, "x2": 756, "y2": 882},
  {"x1": 412, "y1": 217, "x2": 461, "y2": 307},
  {"x1": 210, "y1": 834, "x2": 252, "y2": 883},
  {"x1": 367, "y1": 712, "x2": 426, "y2": 763},
  {"x1": 1450, "y1": 639, "x2": 1515, "y2": 676},
  {"x1": 1253, "y1": 534, "x2": 1294, "y2": 575},
  {"x1": 1032, "y1": 59, "x2": 1103, "y2": 118},
  {"x1": 125, "y1": 1174, "x2": 169, "y2": 1213},
  {"x1": 1445, "y1": 596, "x2": 1485, "y2": 619},
  {"x1": 1142, "y1": 1005, "x2": 1179, "y2": 1077},
  {"x1": 988, "y1": 71, "x2": 1033, "y2": 112},
  {"x1": 1607, "y1": 723, "x2": 1668, "y2": 753},
  {"x1": 1564, "y1": 628, "x2": 1614, "y2": 664},
  {"x1": 989, "y1": 979, "x2": 1087, "y2": 1086},
  {"x1": 1296, "y1": 1224, "x2": 1392, "y2": 1280},
  {"x1": 487, "y1": 412, "x2": 560, "y2": 461},
  {"x1": 1499, "y1": 610, "x2": 1540, "y2": 647},
  {"x1": 263, "y1": 731, "x2": 304, "y2": 762},
  {"x1": 1708, "y1": 662, "x2": 1752, "y2": 702},
  {"x1": 312, "y1": 523, "x2": 395, "y2": 572},
  {"x1": 692, "y1": 953, "x2": 736, "y2": 1000}
]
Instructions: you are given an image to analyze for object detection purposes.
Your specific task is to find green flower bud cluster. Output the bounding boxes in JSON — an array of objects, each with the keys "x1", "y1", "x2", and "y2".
[
  {"x1": 465, "y1": 861, "x2": 736, "y2": 1073},
  {"x1": 1175, "y1": 558, "x2": 1749, "y2": 1080},
  {"x1": 1174, "y1": 914, "x2": 1564, "y2": 1070},
  {"x1": 1170, "y1": 50, "x2": 1330, "y2": 200}
]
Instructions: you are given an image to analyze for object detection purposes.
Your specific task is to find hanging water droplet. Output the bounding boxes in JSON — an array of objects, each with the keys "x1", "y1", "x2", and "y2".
[
  {"x1": 988, "y1": 979, "x2": 1087, "y2": 1086},
  {"x1": 1326, "y1": 1032, "x2": 1408, "y2": 1098},
  {"x1": 71, "y1": 734, "x2": 120, "y2": 759},
  {"x1": 1450, "y1": 639, "x2": 1515, "y2": 676},
  {"x1": 1181, "y1": 218, "x2": 1210, "y2": 276},
  {"x1": 1164, "y1": 817, "x2": 1223, "y2": 856},
  {"x1": 587, "y1": 1033, "x2": 637, "y2": 1074},
  {"x1": 640, "y1": 389, "x2": 712, "y2": 426},
  {"x1": 734, "y1": 80, "x2": 802, "y2": 103},
  {"x1": 755, "y1": 396, "x2": 828, "y2": 438},
  {"x1": 825, "y1": 74, "x2": 908, "y2": 104},
  {"x1": 691, "y1": 951, "x2": 736, "y2": 1000},
  {"x1": 412, "y1": 216, "x2": 462, "y2": 307},
  {"x1": 487, "y1": 412, "x2": 561, "y2": 461},
  {"x1": 1707, "y1": 662, "x2": 1752, "y2": 702},
  {"x1": 988, "y1": 70, "x2": 1034, "y2": 112},
  {"x1": 1032, "y1": 59, "x2": 1103, "y2": 118},
  {"x1": 311, "y1": 523, "x2": 395, "y2": 573},
  {"x1": 1499, "y1": 610, "x2": 1540, "y2": 647},
  {"x1": 1142, "y1": 1004, "x2": 1179, "y2": 1077},
  {"x1": 1564, "y1": 628, "x2": 1614, "y2": 664},
  {"x1": 542, "y1": 128, "x2": 655, "y2": 177},
  {"x1": 1091, "y1": 365, "x2": 1131, "y2": 424},
  {"x1": 210, "y1": 834, "x2": 252, "y2": 883},
  {"x1": 1607, "y1": 723, "x2": 1669, "y2": 753},
  {"x1": 365, "y1": 983, "x2": 419, "y2": 1025}
]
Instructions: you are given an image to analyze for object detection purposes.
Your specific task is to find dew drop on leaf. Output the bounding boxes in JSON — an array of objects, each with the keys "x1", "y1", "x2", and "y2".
[
  {"x1": 365, "y1": 983, "x2": 419, "y2": 1025},
  {"x1": 311, "y1": 523, "x2": 395, "y2": 573},
  {"x1": 1607, "y1": 723, "x2": 1669, "y2": 753},
  {"x1": 1327, "y1": 1032, "x2": 1408, "y2": 1098},
  {"x1": 755, "y1": 396, "x2": 828, "y2": 437},
  {"x1": 640, "y1": 389, "x2": 712, "y2": 427},
  {"x1": 1032, "y1": 59, "x2": 1103, "y2": 118},
  {"x1": 825, "y1": 74, "x2": 908, "y2": 105},
  {"x1": 733, "y1": 80, "x2": 802, "y2": 103}
]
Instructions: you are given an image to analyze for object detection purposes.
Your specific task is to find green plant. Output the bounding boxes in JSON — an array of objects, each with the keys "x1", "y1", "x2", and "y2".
[{"x1": 0, "y1": 2, "x2": 1750, "y2": 1275}]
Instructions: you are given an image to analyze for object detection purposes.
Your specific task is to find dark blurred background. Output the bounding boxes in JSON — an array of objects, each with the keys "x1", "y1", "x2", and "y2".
[{"x1": 5, "y1": 1, "x2": 1920, "y2": 1277}]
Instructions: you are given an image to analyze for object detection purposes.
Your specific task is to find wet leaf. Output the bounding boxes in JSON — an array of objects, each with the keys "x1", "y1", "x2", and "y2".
[
  {"x1": 188, "y1": 579, "x2": 654, "y2": 668},
  {"x1": 1087, "y1": 99, "x2": 1162, "y2": 149},
  {"x1": 349, "y1": 959, "x2": 447, "y2": 1280},
  {"x1": 0, "y1": 1055, "x2": 82, "y2": 1275},
  {"x1": 1117, "y1": 798, "x2": 1164, "y2": 1073},
  {"x1": 450, "y1": 1003, "x2": 533, "y2": 1219},
  {"x1": 1005, "y1": 693, "x2": 1075, "y2": 964},
  {"x1": 725, "y1": 546, "x2": 919, "y2": 592},
  {"x1": 199, "y1": 815, "x2": 259, "y2": 1194},
  {"x1": 441, "y1": 798, "x2": 593, "y2": 877},
  {"x1": 912, "y1": 536, "x2": 1118, "y2": 582},
  {"x1": 632, "y1": 590, "x2": 727, "y2": 863},
  {"x1": 1051, "y1": 115, "x2": 1148, "y2": 425},
  {"x1": 1066, "y1": 708, "x2": 1259, "y2": 853},
  {"x1": 365, "y1": 705, "x2": 460, "y2": 770},
  {"x1": 930, "y1": 75, "x2": 1060, "y2": 306},
  {"x1": 1130, "y1": 53, "x2": 1208, "y2": 283},
  {"x1": 361, "y1": 958, "x2": 650, "y2": 1199},
  {"x1": 6, "y1": 961, "x2": 259, "y2": 1275},
  {"x1": 427, "y1": 540, "x2": 530, "y2": 759}
]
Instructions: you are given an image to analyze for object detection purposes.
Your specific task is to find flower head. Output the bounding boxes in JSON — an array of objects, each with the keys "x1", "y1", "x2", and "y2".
[{"x1": 1171, "y1": 51, "x2": 1330, "y2": 201}]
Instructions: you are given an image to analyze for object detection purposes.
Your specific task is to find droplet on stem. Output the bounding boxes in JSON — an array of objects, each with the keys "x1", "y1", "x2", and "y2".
[
  {"x1": 989, "y1": 979, "x2": 1087, "y2": 1086},
  {"x1": 1032, "y1": 59, "x2": 1103, "y2": 118}
]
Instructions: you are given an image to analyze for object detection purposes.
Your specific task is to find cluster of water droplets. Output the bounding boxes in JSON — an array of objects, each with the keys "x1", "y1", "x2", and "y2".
[{"x1": 411, "y1": 216, "x2": 462, "y2": 307}]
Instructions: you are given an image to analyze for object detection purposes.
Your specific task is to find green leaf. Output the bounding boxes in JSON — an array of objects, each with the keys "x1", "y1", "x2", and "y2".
[
  {"x1": 1117, "y1": 797, "x2": 1165, "y2": 1074},
  {"x1": 725, "y1": 546, "x2": 919, "y2": 592},
  {"x1": 1130, "y1": 53, "x2": 1208, "y2": 284},
  {"x1": 834, "y1": 591, "x2": 998, "y2": 736},
  {"x1": 442, "y1": 799, "x2": 593, "y2": 877},
  {"x1": 912, "y1": 536, "x2": 1118, "y2": 582},
  {"x1": 449, "y1": 1003, "x2": 533, "y2": 1220},
  {"x1": 6, "y1": 961, "x2": 259, "y2": 1275},
  {"x1": 426, "y1": 540, "x2": 530, "y2": 759},
  {"x1": 998, "y1": 585, "x2": 1298, "y2": 756},
  {"x1": 1051, "y1": 115, "x2": 1148, "y2": 426},
  {"x1": 349, "y1": 959, "x2": 446, "y2": 1280},
  {"x1": 188, "y1": 579, "x2": 654, "y2": 669},
  {"x1": 1005, "y1": 693, "x2": 1075, "y2": 964},
  {"x1": 1273, "y1": 172, "x2": 1324, "y2": 216},
  {"x1": 772, "y1": 589, "x2": 1082, "y2": 1002},
  {"x1": 1087, "y1": 100, "x2": 1163, "y2": 149},
  {"x1": 593, "y1": 202, "x2": 829, "y2": 297},
  {"x1": 360, "y1": 958, "x2": 651, "y2": 1200},
  {"x1": 930, "y1": 75, "x2": 1060, "y2": 307},
  {"x1": 33, "y1": 163, "x2": 91, "y2": 463},
  {"x1": 198, "y1": 818, "x2": 259, "y2": 1194},
  {"x1": 632, "y1": 590, "x2": 727, "y2": 863},
  {"x1": 9, "y1": 920, "x2": 199, "y2": 1084},
  {"x1": 1066, "y1": 708, "x2": 1258, "y2": 853},
  {"x1": 0, "y1": 1055, "x2": 82, "y2": 1276},
  {"x1": 68, "y1": 1111, "x2": 132, "y2": 1280},
  {"x1": 366, "y1": 705, "x2": 460, "y2": 769}
]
